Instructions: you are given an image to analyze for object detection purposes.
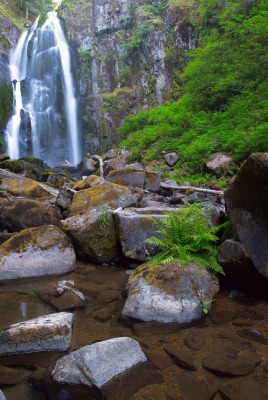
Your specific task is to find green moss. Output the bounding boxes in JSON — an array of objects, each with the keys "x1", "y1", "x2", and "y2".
[{"x1": 0, "y1": 82, "x2": 12, "y2": 131}]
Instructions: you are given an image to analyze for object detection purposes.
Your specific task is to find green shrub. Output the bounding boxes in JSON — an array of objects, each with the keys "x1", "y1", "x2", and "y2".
[{"x1": 146, "y1": 203, "x2": 226, "y2": 275}]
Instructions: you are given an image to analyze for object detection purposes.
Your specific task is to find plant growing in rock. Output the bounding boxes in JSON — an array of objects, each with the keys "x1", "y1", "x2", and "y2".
[{"x1": 146, "y1": 203, "x2": 226, "y2": 275}]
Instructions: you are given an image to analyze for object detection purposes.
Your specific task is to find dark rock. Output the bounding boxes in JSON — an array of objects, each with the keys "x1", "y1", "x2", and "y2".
[
  {"x1": 209, "y1": 310, "x2": 237, "y2": 324},
  {"x1": 103, "y1": 149, "x2": 118, "y2": 160},
  {"x1": 184, "y1": 328, "x2": 207, "y2": 351},
  {"x1": 163, "y1": 345, "x2": 197, "y2": 371},
  {"x1": 236, "y1": 329, "x2": 268, "y2": 345},
  {"x1": 100, "y1": 290, "x2": 121, "y2": 303},
  {"x1": 55, "y1": 185, "x2": 74, "y2": 211},
  {"x1": 144, "y1": 350, "x2": 173, "y2": 370},
  {"x1": 144, "y1": 170, "x2": 161, "y2": 192},
  {"x1": 219, "y1": 377, "x2": 268, "y2": 400},
  {"x1": 103, "y1": 156, "x2": 127, "y2": 176},
  {"x1": 224, "y1": 153, "x2": 268, "y2": 277},
  {"x1": 202, "y1": 338, "x2": 261, "y2": 376},
  {"x1": 0, "y1": 198, "x2": 63, "y2": 232},
  {"x1": 0, "y1": 365, "x2": 32, "y2": 385},
  {"x1": 217, "y1": 239, "x2": 253, "y2": 270},
  {"x1": 175, "y1": 373, "x2": 217, "y2": 400},
  {"x1": 132, "y1": 322, "x2": 180, "y2": 337},
  {"x1": 0, "y1": 154, "x2": 10, "y2": 162}
]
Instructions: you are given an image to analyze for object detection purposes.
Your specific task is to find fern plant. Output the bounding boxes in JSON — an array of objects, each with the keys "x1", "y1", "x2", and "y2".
[{"x1": 146, "y1": 203, "x2": 226, "y2": 275}]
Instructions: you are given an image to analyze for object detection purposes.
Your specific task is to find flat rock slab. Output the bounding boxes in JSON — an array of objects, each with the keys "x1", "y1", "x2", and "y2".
[
  {"x1": 0, "y1": 225, "x2": 76, "y2": 280},
  {"x1": 219, "y1": 377, "x2": 268, "y2": 400},
  {"x1": 202, "y1": 338, "x2": 261, "y2": 376},
  {"x1": 175, "y1": 373, "x2": 217, "y2": 400},
  {"x1": 0, "y1": 312, "x2": 73, "y2": 356},
  {"x1": 163, "y1": 345, "x2": 197, "y2": 371},
  {"x1": 0, "y1": 176, "x2": 51, "y2": 198}
]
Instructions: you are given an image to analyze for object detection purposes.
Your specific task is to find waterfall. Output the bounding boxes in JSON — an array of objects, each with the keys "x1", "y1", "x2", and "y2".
[{"x1": 5, "y1": 12, "x2": 81, "y2": 167}]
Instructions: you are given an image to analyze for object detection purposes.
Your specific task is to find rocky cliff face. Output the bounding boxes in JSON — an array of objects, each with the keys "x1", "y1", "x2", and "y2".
[
  {"x1": 0, "y1": 0, "x2": 22, "y2": 135},
  {"x1": 60, "y1": 0, "x2": 196, "y2": 155}
]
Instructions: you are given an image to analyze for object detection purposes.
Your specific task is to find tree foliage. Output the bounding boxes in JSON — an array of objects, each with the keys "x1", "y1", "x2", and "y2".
[{"x1": 119, "y1": 0, "x2": 268, "y2": 173}]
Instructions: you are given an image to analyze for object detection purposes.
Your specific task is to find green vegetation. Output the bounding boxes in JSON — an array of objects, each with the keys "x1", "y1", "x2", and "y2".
[
  {"x1": 13, "y1": 0, "x2": 54, "y2": 16},
  {"x1": 119, "y1": 0, "x2": 268, "y2": 175},
  {"x1": 146, "y1": 203, "x2": 225, "y2": 275}
]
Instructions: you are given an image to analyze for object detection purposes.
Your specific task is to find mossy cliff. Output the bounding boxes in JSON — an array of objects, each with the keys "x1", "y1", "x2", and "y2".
[{"x1": 60, "y1": 0, "x2": 196, "y2": 154}]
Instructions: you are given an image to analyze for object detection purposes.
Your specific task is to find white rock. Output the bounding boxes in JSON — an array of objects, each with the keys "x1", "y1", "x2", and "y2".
[
  {"x1": 0, "y1": 390, "x2": 5, "y2": 400},
  {"x1": 52, "y1": 337, "x2": 147, "y2": 387},
  {"x1": 0, "y1": 312, "x2": 73, "y2": 355}
]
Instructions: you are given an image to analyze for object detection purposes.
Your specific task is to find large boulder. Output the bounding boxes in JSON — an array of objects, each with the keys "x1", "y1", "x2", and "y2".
[
  {"x1": 122, "y1": 262, "x2": 219, "y2": 323},
  {"x1": 224, "y1": 153, "x2": 268, "y2": 277},
  {"x1": 60, "y1": 207, "x2": 118, "y2": 263},
  {"x1": 0, "y1": 225, "x2": 76, "y2": 280},
  {"x1": 0, "y1": 176, "x2": 51, "y2": 198},
  {"x1": 65, "y1": 182, "x2": 137, "y2": 217},
  {"x1": 0, "y1": 198, "x2": 63, "y2": 232},
  {"x1": 116, "y1": 207, "x2": 175, "y2": 261},
  {"x1": 106, "y1": 166, "x2": 145, "y2": 189},
  {"x1": 0, "y1": 312, "x2": 73, "y2": 355},
  {"x1": 49, "y1": 337, "x2": 162, "y2": 399}
]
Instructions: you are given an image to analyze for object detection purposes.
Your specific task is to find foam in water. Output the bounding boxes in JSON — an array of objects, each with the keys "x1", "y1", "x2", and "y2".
[{"x1": 5, "y1": 12, "x2": 81, "y2": 167}]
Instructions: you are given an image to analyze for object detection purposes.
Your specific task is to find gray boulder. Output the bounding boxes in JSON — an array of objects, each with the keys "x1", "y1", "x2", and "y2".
[
  {"x1": 225, "y1": 153, "x2": 268, "y2": 277},
  {"x1": 116, "y1": 207, "x2": 175, "y2": 261},
  {"x1": 51, "y1": 337, "x2": 147, "y2": 387},
  {"x1": 217, "y1": 239, "x2": 253, "y2": 270},
  {"x1": 122, "y1": 262, "x2": 219, "y2": 323},
  {"x1": 163, "y1": 152, "x2": 179, "y2": 167},
  {"x1": 0, "y1": 312, "x2": 73, "y2": 355},
  {"x1": 206, "y1": 153, "x2": 236, "y2": 177},
  {"x1": 60, "y1": 207, "x2": 118, "y2": 263},
  {"x1": 106, "y1": 166, "x2": 145, "y2": 189},
  {"x1": 0, "y1": 225, "x2": 76, "y2": 280}
]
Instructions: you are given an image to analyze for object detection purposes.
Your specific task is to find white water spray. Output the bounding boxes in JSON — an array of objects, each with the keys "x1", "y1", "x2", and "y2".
[{"x1": 5, "y1": 13, "x2": 81, "y2": 166}]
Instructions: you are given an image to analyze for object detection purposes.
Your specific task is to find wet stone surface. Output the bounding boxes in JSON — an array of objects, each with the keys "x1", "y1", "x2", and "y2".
[{"x1": 0, "y1": 262, "x2": 267, "y2": 400}]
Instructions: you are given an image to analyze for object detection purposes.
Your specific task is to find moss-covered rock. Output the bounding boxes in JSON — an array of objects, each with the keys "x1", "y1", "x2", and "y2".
[
  {"x1": 122, "y1": 262, "x2": 219, "y2": 323},
  {"x1": 0, "y1": 157, "x2": 50, "y2": 181},
  {"x1": 60, "y1": 207, "x2": 118, "y2": 264},
  {"x1": 65, "y1": 181, "x2": 137, "y2": 217},
  {"x1": 106, "y1": 166, "x2": 145, "y2": 189},
  {"x1": 0, "y1": 176, "x2": 52, "y2": 198},
  {"x1": 72, "y1": 175, "x2": 105, "y2": 191},
  {"x1": 0, "y1": 198, "x2": 63, "y2": 232}
]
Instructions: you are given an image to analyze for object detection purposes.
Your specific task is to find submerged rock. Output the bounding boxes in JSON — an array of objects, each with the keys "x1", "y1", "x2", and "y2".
[
  {"x1": 0, "y1": 225, "x2": 76, "y2": 280},
  {"x1": 122, "y1": 262, "x2": 219, "y2": 323},
  {"x1": 0, "y1": 312, "x2": 73, "y2": 355}
]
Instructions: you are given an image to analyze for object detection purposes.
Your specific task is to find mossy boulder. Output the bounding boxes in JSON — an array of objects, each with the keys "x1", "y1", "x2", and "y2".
[
  {"x1": 0, "y1": 225, "x2": 76, "y2": 280},
  {"x1": 122, "y1": 262, "x2": 219, "y2": 323},
  {"x1": 106, "y1": 167, "x2": 145, "y2": 189},
  {"x1": 0, "y1": 176, "x2": 51, "y2": 198},
  {"x1": 0, "y1": 157, "x2": 50, "y2": 181},
  {"x1": 65, "y1": 182, "x2": 137, "y2": 217},
  {"x1": 72, "y1": 175, "x2": 105, "y2": 191},
  {"x1": 0, "y1": 198, "x2": 63, "y2": 232},
  {"x1": 60, "y1": 207, "x2": 118, "y2": 264}
]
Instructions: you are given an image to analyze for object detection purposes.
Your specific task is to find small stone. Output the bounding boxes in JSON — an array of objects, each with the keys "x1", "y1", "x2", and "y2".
[
  {"x1": 209, "y1": 310, "x2": 237, "y2": 324},
  {"x1": 100, "y1": 290, "x2": 121, "y2": 303},
  {"x1": 144, "y1": 351, "x2": 173, "y2": 370},
  {"x1": 164, "y1": 152, "x2": 179, "y2": 167},
  {"x1": 184, "y1": 328, "x2": 207, "y2": 351},
  {"x1": 163, "y1": 345, "x2": 197, "y2": 371}
]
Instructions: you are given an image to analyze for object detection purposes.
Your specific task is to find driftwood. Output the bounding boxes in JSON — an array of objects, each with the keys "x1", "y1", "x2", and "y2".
[
  {"x1": 160, "y1": 182, "x2": 224, "y2": 196},
  {"x1": 91, "y1": 155, "x2": 104, "y2": 178}
]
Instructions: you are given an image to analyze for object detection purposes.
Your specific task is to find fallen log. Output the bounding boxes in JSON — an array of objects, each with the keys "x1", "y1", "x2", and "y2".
[{"x1": 160, "y1": 182, "x2": 224, "y2": 196}]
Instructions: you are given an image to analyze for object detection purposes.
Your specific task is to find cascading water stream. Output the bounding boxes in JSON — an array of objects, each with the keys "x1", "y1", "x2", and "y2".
[{"x1": 5, "y1": 12, "x2": 81, "y2": 167}]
